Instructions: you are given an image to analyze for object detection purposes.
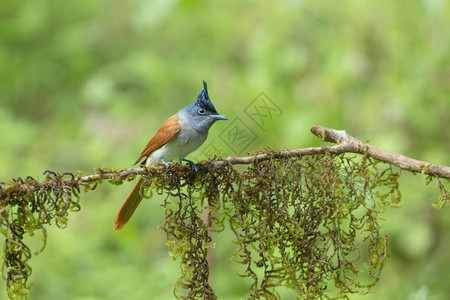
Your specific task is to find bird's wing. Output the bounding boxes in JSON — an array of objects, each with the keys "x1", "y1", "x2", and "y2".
[{"x1": 134, "y1": 114, "x2": 180, "y2": 165}]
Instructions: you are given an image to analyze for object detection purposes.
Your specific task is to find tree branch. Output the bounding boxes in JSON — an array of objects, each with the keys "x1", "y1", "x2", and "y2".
[
  {"x1": 85, "y1": 125, "x2": 449, "y2": 179},
  {"x1": 1, "y1": 126, "x2": 449, "y2": 197},
  {"x1": 310, "y1": 125, "x2": 450, "y2": 179},
  {"x1": 206, "y1": 125, "x2": 450, "y2": 179}
]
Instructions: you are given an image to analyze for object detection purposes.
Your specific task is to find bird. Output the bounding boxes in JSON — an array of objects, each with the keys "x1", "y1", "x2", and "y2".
[{"x1": 113, "y1": 81, "x2": 228, "y2": 230}]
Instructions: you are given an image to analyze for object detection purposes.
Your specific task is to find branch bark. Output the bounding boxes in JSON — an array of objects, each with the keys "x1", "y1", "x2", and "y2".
[
  {"x1": 206, "y1": 125, "x2": 450, "y2": 179},
  {"x1": 310, "y1": 125, "x2": 450, "y2": 179},
  {"x1": 73, "y1": 125, "x2": 450, "y2": 181},
  {"x1": 1, "y1": 126, "x2": 449, "y2": 196}
]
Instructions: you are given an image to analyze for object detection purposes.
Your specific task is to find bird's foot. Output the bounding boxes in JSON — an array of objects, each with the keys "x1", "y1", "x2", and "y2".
[
  {"x1": 160, "y1": 158, "x2": 171, "y2": 168},
  {"x1": 182, "y1": 159, "x2": 198, "y2": 172}
]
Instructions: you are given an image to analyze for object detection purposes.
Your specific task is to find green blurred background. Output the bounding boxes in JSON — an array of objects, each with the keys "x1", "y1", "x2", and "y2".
[{"x1": 1, "y1": 0, "x2": 449, "y2": 299}]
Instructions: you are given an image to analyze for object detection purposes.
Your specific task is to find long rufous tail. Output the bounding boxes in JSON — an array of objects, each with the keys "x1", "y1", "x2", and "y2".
[{"x1": 113, "y1": 176, "x2": 144, "y2": 230}]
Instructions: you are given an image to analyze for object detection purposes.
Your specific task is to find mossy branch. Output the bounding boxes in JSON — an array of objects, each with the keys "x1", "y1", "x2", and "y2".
[
  {"x1": 1, "y1": 126, "x2": 449, "y2": 299},
  {"x1": 205, "y1": 126, "x2": 450, "y2": 179},
  {"x1": 6, "y1": 125, "x2": 447, "y2": 196}
]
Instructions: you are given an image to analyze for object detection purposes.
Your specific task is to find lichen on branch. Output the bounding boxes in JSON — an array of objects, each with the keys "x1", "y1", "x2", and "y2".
[
  {"x1": 157, "y1": 153, "x2": 403, "y2": 299},
  {"x1": 0, "y1": 126, "x2": 449, "y2": 299},
  {"x1": 0, "y1": 171, "x2": 82, "y2": 299}
]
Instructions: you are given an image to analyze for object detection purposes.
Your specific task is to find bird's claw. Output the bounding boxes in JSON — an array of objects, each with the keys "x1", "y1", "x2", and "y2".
[
  {"x1": 160, "y1": 158, "x2": 171, "y2": 168},
  {"x1": 183, "y1": 159, "x2": 198, "y2": 172}
]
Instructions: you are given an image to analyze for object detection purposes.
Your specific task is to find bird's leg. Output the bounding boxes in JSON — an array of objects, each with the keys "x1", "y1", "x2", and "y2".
[
  {"x1": 182, "y1": 159, "x2": 198, "y2": 172},
  {"x1": 160, "y1": 158, "x2": 171, "y2": 168}
]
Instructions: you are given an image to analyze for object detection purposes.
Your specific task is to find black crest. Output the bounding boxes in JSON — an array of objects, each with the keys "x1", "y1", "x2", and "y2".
[{"x1": 197, "y1": 80, "x2": 218, "y2": 113}]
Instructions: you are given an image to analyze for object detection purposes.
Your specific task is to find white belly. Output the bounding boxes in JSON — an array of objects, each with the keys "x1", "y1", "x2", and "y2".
[{"x1": 146, "y1": 125, "x2": 208, "y2": 166}]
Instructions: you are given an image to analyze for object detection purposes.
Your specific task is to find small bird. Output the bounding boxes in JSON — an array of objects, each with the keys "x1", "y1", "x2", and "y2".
[{"x1": 113, "y1": 81, "x2": 227, "y2": 230}]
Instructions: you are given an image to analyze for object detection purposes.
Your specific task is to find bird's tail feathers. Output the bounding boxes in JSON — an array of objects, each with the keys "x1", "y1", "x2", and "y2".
[{"x1": 113, "y1": 176, "x2": 144, "y2": 230}]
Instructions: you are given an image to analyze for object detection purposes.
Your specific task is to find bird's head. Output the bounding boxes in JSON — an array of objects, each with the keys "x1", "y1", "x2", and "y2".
[{"x1": 180, "y1": 81, "x2": 227, "y2": 132}]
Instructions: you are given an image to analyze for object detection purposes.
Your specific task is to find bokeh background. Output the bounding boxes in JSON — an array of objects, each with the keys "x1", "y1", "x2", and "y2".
[{"x1": 1, "y1": 0, "x2": 449, "y2": 299}]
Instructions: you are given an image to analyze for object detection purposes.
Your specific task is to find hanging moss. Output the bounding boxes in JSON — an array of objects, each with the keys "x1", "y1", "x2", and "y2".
[
  {"x1": 0, "y1": 151, "x2": 448, "y2": 299},
  {"x1": 156, "y1": 153, "x2": 402, "y2": 299},
  {"x1": 0, "y1": 171, "x2": 81, "y2": 299}
]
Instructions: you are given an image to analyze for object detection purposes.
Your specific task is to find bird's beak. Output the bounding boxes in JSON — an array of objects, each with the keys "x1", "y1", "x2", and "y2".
[{"x1": 210, "y1": 114, "x2": 228, "y2": 120}]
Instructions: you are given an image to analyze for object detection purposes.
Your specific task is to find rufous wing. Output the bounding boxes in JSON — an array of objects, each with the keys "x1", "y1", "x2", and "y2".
[{"x1": 134, "y1": 114, "x2": 180, "y2": 165}]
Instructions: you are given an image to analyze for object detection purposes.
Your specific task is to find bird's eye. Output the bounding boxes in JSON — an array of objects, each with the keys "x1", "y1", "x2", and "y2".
[{"x1": 198, "y1": 108, "x2": 206, "y2": 115}]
